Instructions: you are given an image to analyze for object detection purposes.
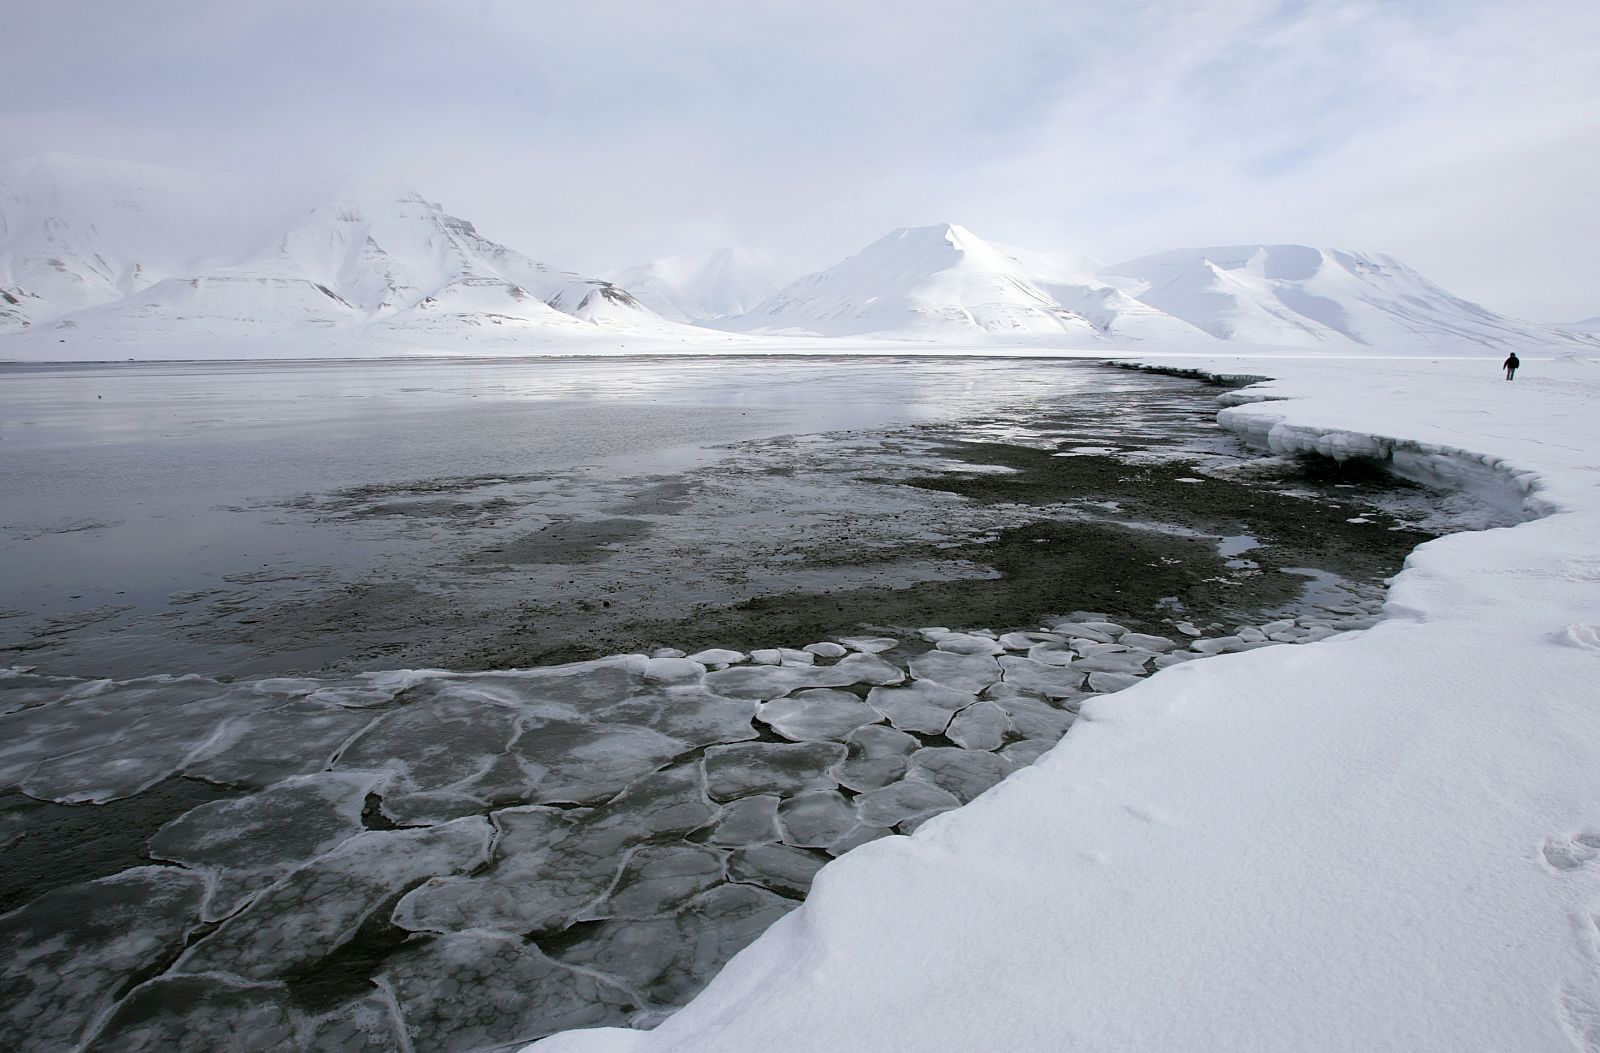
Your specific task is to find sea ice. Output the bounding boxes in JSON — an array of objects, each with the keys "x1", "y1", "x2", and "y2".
[
  {"x1": 1086, "y1": 672, "x2": 1144, "y2": 693},
  {"x1": 383, "y1": 931, "x2": 634, "y2": 1052},
  {"x1": 586, "y1": 843, "x2": 726, "y2": 919},
  {"x1": 702, "y1": 742, "x2": 847, "y2": 800},
  {"x1": 704, "y1": 795, "x2": 782, "y2": 847},
  {"x1": 933, "y1": 633, "x2": 1006, "y2": 656},
  {"x1": 1024, "y1": 643, "x2": 1078, "y2": 667},
  {"x1": 990, "y1": 694, "x2": 1076, "y2": 740},
  {"x1": 1119, "y1": 632, "x2": 1178, "y2": 652},
  {"x1": 757, "y1": 689, "x2": 883, "y2": 742},
  {"x1": 803, "y1": 642, "x2": 848, "y2": 658},
  {"x1": 176, "y1": 817, "x2": 492, "y2": 979},
  {"x1": 906, "y1": 747, "x2": 1011, "y2": 803},
  {"x1": 726, "y1": 843, "x2": 827, "y2": 898},
  {"x1": 82, "y1": 973, "x2": 296, "y2": 1053},
  {"x1": 1073, "y1": 652, "x2": 1152, "y2": 675},
  {"x1": 865, "y1": 679, "x2": 976, "y2": 735},
  {"x1": 905, "y1": 651, "x2": 1000, "y2": 693},
  {"x1": 551, "y1": 884, "x2": 794, "y2": 1010},
  {"x1": 183, "y1": 698, "x2": 378, "y2": 788},
  {"x1": 511, "y1": 718, "x2": 690, "y2": 806},
  {"x1": 687, "y1": 649, "x2": 746, "y2": 666},
  {"x1": 776, "y1": 790, "x2": 861, "y2": 848},
  {"x1": 855, "y1": 779, "x2": 962, "y2": 829},
  {"x1": 147, "y1": 771, "x2": 382, "y2": 921},
  {"x1": 835, "y1": 724, "x2": 922, "y2": 792},
  {"x1": 835, "y1": 636, "x2": 899, "y2": 654},
  {"x1": 0, "y1": 866, "x2": 206, "y2": 1053},
  {"x1": 945, "y1": 701, "x2": 1013, "y2": 751},
  {"x1": 997, "y1": 655, "x2": 1086, "y2": 699}
]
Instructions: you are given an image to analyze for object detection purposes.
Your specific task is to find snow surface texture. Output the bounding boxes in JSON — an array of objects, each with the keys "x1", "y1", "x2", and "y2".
[
  {"x1": 527, "y1": 353, "x2": 1600, "y2": 1053},
  {"x1": 0, "y1": 611, "x2": 1366, "y2": 1053},
  {"x1": 6, "y1": 155, "x2": 1596, "y2": 358}
]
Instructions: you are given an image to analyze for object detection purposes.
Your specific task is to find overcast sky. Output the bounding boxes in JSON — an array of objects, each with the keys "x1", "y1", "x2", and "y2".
[{"x1": 4, "y1": 0, "x2": 1597, "y2": 320}]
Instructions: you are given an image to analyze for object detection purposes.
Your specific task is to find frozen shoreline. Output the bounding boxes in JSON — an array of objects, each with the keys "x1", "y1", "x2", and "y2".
[{"x1": 529, "y1": 352, "x2": 1600, "y2": 1052}]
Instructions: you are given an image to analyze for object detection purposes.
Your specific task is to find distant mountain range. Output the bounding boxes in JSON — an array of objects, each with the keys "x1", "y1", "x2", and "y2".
[{"x1": 2, "y1": 155, "x2": 1594, "y2": 359}]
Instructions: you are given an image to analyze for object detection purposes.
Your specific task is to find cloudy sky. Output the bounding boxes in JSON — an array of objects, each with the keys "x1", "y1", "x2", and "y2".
[{"x1": 4, "y1": 0, "x2": 1597, "y2": 320}]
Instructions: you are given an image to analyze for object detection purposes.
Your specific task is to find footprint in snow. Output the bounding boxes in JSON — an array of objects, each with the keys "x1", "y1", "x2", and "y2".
[{"x1": 1543, "y1": 831, "x2": 1600, "y2": 872}]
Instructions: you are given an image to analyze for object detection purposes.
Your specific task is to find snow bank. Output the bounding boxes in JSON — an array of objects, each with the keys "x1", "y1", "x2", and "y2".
[{"x1": 529, "y1": 352, "x2": 1600, "y2": 1053}]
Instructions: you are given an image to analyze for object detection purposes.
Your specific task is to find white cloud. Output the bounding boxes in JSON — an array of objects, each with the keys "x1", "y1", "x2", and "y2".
[{"x1": 2, "y1": 0, "x2": 1595, "y2": 318}]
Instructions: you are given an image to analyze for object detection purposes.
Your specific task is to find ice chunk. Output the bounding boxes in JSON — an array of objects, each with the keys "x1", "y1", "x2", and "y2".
[
  {"x1": 998, "y1": 631, "x2": 1065, "y2": 650},
  {"x1": 551, "y1": 883, "x2": 794, "y2": 1010},
  {"x1": 1087, "y1": 672, "x2": 1144, "y2": 693},
  {"x1": 6, "y1": 679, "x2": 265, "y2": 804},
  {"x1": 702, "y1": 741, "x2": 846, "y2": 800},
  {"x1": 147, "y1": 771, "x2": 381, "y2": 921},
  {"x1": 705, "y1": 795, "x2": 782, "y2": 847},
  {"x1": 81, "y1": 974, "x2": 295, "y2": 1053},
  {"x1": 865, "y1": 679, "x2": 975, "y2": 735},
  {"x1": 826, "y1": 824, "x2": 895, "y2": 856},
  {"x1": 836, "y1": 636, "x2": 899, "y2": 654},
  {"x1": 586, "y1": 843, "x2": 726, "y2": 919},
  {"x1": 396, "y1": 767, "x2": 714, "y2": 936},
  {"x1": 803, "y1": 642, "x2": 848, "y2": 658},
  {"x1": 777, "y1": 648, "x2": 816, "y2": 666},
  {"x1": 933, "y1": 633, "x2": 1006, "y2": 656},
  {"x1": 177, "y1": 816, "x2": 492, "y2": 979},
  {"x1": 998, "y1": 655, "x2": 1086, "y2": 699},
  {"x1": 945, "y1": 701, "x2": 1013, "y2": 751},
  {"x1": 750, "y1": 648, "x2": 783, "y2": 665},
  {"x1": 836, "y1": 725, "x2": 921, "y2": 792},
  {"x1": 907, "y1": 747, "x2": 1011, "y2": 803},
  {"x1": 1077, "y1": 620, "x2": 1129, "y2": 637},
  {"x1": 1191, "y1": 635, "x2": 1245, "y2": 654},
  {"x1": 590, "y1": 685, "x2": 759, "y2": 749},
  {"x1": 1001, "y1": 738, "x2": 1057, "y2": 769},
  {"x1": 336, "y1": 694, "x2": 521, "y2": 800},
  {"x1": 1153, "y1": 651, "x2": 1202, "y2": 669},
  {"x1": 0, "y1": 866, "x2": 206, "y2": 1053},
  {"x1": 651, "y1": 647, "x2": 688, "y2": 659},
  {"x1": 184, "y1": 699, "x2": 377, "y2": 788},
  {"x1": 757, "y1": 689, "x2": 882, "y2": 742},
  {"x1": 856, "y1": 780, "x2": 961, "y2": 829},
  {"x1": 905, "y1": 651, "x2": 1000, "y2": 693},
  {"x1": 512, "y1": 717, "x2": 690, "y2": 805},
  {"x1": 1120, "y1": 632, "x2": 1178, "y2": 652},
  {"x1": 704, "y1": 653, "x2": 904, "y2": 699},
  {"x1": 1073, "y1": 652, "x2": 1152, "y2": 675},
  {"x1": 687, "y1": 648, "x2": 746, "y2": 666},
  {"x1": 777, "y1": 790, "x2": 861, "y2": 848},
  {"x1": 727, "y1": 843, "x2": 827, "y2": 897},
  {"x1": 1024, "y1": 644, "x2": 1078, "y2": 667},
  {"x1": 643, "y1": 657, "x2": 706, "y2": 683},
  {"x1": 383, "y1": 931, "x2": 635, "y2": 1051},
  {"x1": 992, "y1": 694, "x2": 1076, "y2": 740},
  {"x1": 1046, "y1": 621, "x2": 1115, "y2": 643}
]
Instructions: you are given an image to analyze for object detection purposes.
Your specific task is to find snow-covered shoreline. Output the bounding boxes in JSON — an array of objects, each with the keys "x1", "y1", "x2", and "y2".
[{"x1": 529, "y1": 352, "x2": 1600, "y2": 1052}]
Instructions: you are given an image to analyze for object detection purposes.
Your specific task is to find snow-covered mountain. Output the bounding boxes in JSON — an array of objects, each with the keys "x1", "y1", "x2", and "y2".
[
  {"x1": 610, "y1": 247, "x2": 790, "y2": 323},
  {"x1": 1101, "y1": 245, "x2": 1585, "y2": 352},
  {"x1": 1553, "y1": 315, "x2": 1600, "y2": 335},
  {"x1": 0, "y1": 155, "x2": 694, "y2": 355},
  {"x1": 716, "y1": 224, "x2": 1204, "y2": 344}
]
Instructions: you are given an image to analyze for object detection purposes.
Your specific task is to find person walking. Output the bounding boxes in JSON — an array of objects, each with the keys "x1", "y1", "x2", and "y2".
[{"x1": 1503, "y1": 352, "x2": 1520, "y2": 381}]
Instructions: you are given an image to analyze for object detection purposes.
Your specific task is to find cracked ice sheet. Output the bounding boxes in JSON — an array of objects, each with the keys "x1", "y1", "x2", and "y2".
[
  {"x1": 177, "y1": 817, "x2": 492, "y2": 980},
  {"x1": 0, "y1": 866, "x2": 206, "y2": 1053},
  {"x1": 524, "y1": 356, "x2": 1600, "y2": 1053}
]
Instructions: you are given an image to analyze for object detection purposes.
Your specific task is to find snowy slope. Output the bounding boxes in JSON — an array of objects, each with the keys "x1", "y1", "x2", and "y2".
[
  {"x1": 716, "y1": 225, "x2": 1125, "y2": 342},
  {"x1": 1553, "y1": 315, "x2": 1600, "y2": 335},
  {"x1": 0, "y1": 156, "x2": 693, "y2": 356},
  {"x1": 1104, "y1": 244, "x2": 1589, "y2": 351},
  {"x1": 531, "y1": 352, "x2": 1600, "y2": 1053},
  {"x1": 610, "y1": 247, "x2": 790, "y2": 322},
  {"x1": 0, "y1": 153, "x2": 281, "y2": 332}
]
